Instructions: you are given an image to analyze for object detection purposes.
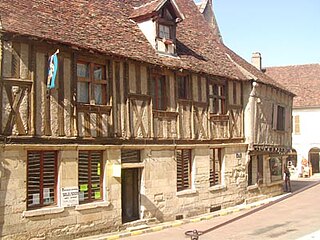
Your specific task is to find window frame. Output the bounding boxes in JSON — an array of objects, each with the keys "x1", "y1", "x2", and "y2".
[
  {"x1": 210, "y1": 148, "x2": 222, "y2": 187},
  {"x1": 27, "y1": 151, "x2": 58, "y2": 210},
  {"x1": 269, "y1": 156, "x2": 283, "y2": 182},
  {"x1": 277, "y1": 105, "x2": 285, "y2": 131},
  {"x1": 78, "y1": 150, "x2": 104, "y2": 204},
  {"x1": 208, "y1": 80, "x2": 226, "y2": 115},
  {"x1": 176, "y1": 149, "x2": 192, "y2": 191},
  {"x1": 177, "y1": 74, "x2": 191, "y2": 100},
  {"x1": 77, "y1": 61, "x2": 108, "y2": 105},
  {"x1": 151, "y1": 74, "x2": 167, "y2": 110}
]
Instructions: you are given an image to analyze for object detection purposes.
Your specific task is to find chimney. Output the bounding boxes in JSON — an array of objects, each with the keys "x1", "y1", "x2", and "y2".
[{"x1": 251, "y1": 52, "x2": 262, "y2": 70}]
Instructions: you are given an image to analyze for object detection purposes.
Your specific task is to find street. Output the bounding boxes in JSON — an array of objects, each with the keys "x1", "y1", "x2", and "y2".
[{"x1": 118, "y1": 178, "x2": 320, "y2": 240}]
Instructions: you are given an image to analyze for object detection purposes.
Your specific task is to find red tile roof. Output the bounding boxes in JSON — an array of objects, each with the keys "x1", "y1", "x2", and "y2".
[
  {"x1": 220, "y1": 45, "x2": 293, "y2": 94},
  {"x1": 265, "y1": 64, "x2": 320, "y2": 107},
  {"x1": 0, "y1": 0, "x2": 291, "y2": 95},
  {"x1": 0, "y1": 0, "x2": 246, "y2": 80},
  {"x1": 130, "y1": 0, "x2": 165, "y2": 20}
]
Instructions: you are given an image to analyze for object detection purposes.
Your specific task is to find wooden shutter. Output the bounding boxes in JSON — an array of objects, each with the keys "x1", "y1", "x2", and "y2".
[
  {"x1": 272, "y1": 104, "x2": 278, "y2": 129},
  {"x1": 121, "y1": 150, "x2": 140, "y2": 163},
  {"x1": 210, "y1": 148, "x2": 221, "y2": 186},
  {"x1": 90, "y1": 151, "x2": 102, "y2": 201},
  {"x1": 27, "y1": 151, "x2": 57, "y2": 209},
  {"x1": 79, "y1": 151, "x2": 89, "y2": 202},
  {"x1": 177, "y1": 149, "x2": 191, "y2": 191},
  {"x1": 78, "y1": 151, "x2": 103, "y2": 203},
  {"x1": 42, "y1": 152, "x2": 56, "y2": 205},
  {"x1": 294, "y1": 115, "x2": 300, "y2": 134},
  {"x1": 27, "y1": 152, "x2": 41, "y2": 208}
]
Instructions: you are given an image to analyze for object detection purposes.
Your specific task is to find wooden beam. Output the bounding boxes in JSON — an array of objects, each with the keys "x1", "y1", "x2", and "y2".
[{"x1": 58, "y1": 56, "x2": 65, "y2": 136}]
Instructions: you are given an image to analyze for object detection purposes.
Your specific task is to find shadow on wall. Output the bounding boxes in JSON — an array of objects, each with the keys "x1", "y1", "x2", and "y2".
[
  {"x1": 0, "y1": 159, "x2": 11, "y2": 238},
  {"x1": 140, "y1": 194, "x2": 164, "y2": 222}
]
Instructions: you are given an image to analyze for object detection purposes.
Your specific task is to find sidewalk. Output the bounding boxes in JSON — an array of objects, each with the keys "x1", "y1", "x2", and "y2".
[{"x1": 76, "y1": 175, "x2": 320, "y2": 240}]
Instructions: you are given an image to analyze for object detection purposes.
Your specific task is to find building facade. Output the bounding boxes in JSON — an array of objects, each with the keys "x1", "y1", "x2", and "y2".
[
  {"x1": 265, "y1": 64, "x2": 320, "y2": 176},
  {"x1": 0, "y1": 0, "x2": 293, "y2": 239}
]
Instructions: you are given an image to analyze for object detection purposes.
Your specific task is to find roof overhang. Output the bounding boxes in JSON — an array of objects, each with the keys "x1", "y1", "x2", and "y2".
[{"x1": 130, "y1": 0, "x2": 185, "y2": 22}]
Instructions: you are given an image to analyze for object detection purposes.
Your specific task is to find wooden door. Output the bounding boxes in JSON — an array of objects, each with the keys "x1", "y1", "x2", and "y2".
[
  {"x1": 310, "y1": 153, "x2": 320, "y2": 174},
  {"x1": 121, "y1": 168, "x2": 140, "y2": 223}
]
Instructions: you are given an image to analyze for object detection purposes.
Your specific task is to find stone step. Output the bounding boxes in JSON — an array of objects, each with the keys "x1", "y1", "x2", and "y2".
[{"x1": 245, "y1": 195, "x2": 267, "y2": 204}]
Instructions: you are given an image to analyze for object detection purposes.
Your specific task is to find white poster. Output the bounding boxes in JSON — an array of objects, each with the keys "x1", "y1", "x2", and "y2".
[
  {"x1": 43, "y1": 188, "x2": 51, "y2": 203},
  {"x1": 61, "y1": 187, "x2": 79, "y2": 207}
]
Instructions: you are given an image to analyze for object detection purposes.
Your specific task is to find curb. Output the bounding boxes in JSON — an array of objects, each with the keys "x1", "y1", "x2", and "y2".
[{"x1": 77, "y1": 179, "x2": 320, "y2": 240}]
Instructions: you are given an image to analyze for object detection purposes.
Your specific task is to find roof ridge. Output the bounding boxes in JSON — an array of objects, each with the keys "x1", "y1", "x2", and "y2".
[
  {"x1": 266, "y1": 63, "x2": 320, "y2": 69},
  {"x1": 133, "y1": 0, "x2": 163, "y2": 10}
]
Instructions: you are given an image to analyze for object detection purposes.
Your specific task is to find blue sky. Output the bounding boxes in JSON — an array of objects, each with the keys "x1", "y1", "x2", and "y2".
[{"x1": 194, "y1": 0, "x2": 320, "y2": 67}]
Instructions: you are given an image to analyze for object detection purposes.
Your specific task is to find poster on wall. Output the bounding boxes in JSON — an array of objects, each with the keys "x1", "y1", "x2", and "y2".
[{"x1": 61, "y1": 187, "x2": 79, "y2": 207}]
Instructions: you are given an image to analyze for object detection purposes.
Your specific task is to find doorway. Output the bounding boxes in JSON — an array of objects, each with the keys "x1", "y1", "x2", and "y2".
[
  {"x1": 309, "y1": 148, "x2": 320, "y2": 174},
  {"x1": 121, "y1": 168, "x2": 140, "y2": 223}
]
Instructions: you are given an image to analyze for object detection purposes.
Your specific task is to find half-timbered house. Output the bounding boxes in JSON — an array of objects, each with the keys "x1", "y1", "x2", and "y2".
[{"x1": 0, "y1": 0, "x2": 293, "y2": 239}]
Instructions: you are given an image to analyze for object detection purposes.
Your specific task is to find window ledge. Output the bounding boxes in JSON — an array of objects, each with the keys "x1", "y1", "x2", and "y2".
[
  {"x1": 176, "y1": 189, "x2": 197, "y2": 197},
  {"x1": 267, "y1": 180, "x2": 283, "y2": 187},
  {"x1": 75, "y1": 201, "x2": 110, "y2": 211},
  {"x1": 209, "y1": 184, "x2": 226, "y2": 192},
  {"x1": 247, "y1": 184, "x2": 259, "y2": 191},
  {"x1": 23, "y1": 207, "x2": 64, "y2": 218}
]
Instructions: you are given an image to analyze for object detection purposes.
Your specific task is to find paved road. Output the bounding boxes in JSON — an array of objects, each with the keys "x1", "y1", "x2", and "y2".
[{"x1": 124, "y1": 179, "x2": 320, "y2": 240}]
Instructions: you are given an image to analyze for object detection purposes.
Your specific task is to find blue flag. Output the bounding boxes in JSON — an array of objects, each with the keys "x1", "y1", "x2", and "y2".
[{"x1": 47, "y1": 49, "x2": 59, "y2": 89}]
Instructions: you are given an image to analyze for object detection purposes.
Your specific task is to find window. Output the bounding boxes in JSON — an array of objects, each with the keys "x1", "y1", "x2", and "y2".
[
  {"x1": 269, "y1": 157, "x2": 283, "y2": 182},
  {"x1": 121, "y1": 150, "x2": 141, "y2": 163},
  {"x1": 210, "y1": 148, "x2": 222, "y2": 186},
  {"x1": 294, "y1": 115, "x2": 300, "y2": 134},
  {"x1": 177, "y1": 149, "x2": 192, "y2": 191},
  {"x1": 208, "y1": 82, "x2": 226, "y2": 114},
  {"x1": 27, "y1": 151, "x2": 57, "y2": 209},
  {"x1": 277, "y1": 106, "x2": 285, "y2": 131},
  {"x1": 177, "y1": 75, "x2": 190, "y2": 100},
  {"x1": 77, "y1": 62, "x2": 108, "y2": 105},
  {"x1": 151, "y1": 74, "x2": 166, "y2": 110},
  {"x1": 159, "y1": 24, "x2": 171, "y2": 39},
  {"x1": 273, "y1": 105, "x2": 286, "y2": 131},
  {"x1": 248, "y1": 155, "x2": 263, "y2": 186},
  {"x1": 78, "y1": 151, "x2": 103, "y2": 204}
]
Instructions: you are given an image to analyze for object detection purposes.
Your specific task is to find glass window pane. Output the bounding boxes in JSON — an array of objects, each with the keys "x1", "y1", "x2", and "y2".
[
  {"x1": 94, "y1": 65, "x2": 103, "y2": 80},
  {"x1": 94, "y1": 84, "x2": 102, "y2": 104},
  {"x1": 77, "y1": 63, "x2": 89, "y2": 78},
  {"x1": 159, "y1": 24, "x2": 170, "y2": 39},
  {"x1": 77, "y1": 82, "x2": 89, "y2": 103}
]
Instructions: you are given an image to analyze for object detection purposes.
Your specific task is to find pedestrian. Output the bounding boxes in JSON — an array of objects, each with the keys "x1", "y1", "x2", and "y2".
[{"x1": 284, "y1": 165, "x2": 292, "y2": 192}]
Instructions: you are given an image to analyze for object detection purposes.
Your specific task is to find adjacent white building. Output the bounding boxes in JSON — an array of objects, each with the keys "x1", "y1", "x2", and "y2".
[{"x1": 265, "y1": 64, "x2": 320, "y2": 176}]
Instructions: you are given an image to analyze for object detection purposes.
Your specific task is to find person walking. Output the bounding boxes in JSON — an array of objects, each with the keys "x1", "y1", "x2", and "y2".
[{"x1": 284, "y1": 165, "x2": 292, "y2": 192}]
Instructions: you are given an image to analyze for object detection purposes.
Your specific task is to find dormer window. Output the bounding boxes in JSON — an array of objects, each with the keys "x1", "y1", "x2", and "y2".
[
  {"x1": 159, "y1": 24, "x2": 171, "y2": 39},
  {"x1": 130, "y1": 0, "x2": 184, "y2": 56}
]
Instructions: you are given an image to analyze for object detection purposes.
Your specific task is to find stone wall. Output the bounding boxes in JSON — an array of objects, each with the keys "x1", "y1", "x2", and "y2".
[{"x1": 0, "y1": 143, "x2": 284, "y2": 239}]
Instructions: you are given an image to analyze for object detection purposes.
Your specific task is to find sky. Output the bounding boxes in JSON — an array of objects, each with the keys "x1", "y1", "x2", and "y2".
[{"x1": 194, "y1": 0, "x2": 320, "y2": 67}]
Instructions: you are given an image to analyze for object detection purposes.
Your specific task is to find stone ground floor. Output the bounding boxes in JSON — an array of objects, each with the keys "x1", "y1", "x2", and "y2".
[{"x1": 0, "y1": 143, "x2": 286, "y2": 239}]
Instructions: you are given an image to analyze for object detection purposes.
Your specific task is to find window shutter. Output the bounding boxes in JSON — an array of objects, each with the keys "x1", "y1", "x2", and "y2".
[
  {"x1": 79, "y1": 151, "x2": 89, "y2": 202},
  {"x1": 27, "y1": 151, "x2": 56, "y2": 209},
  {"x1": 182, "y1": 150, "x2": 190, "y2": 189},
  {"x1": 78, "y1": 151, "x2": 103, "y2": 203},
  {"x1": 42, "y1": 152, "x2": 56, "y2": 205},
  {"x1": 121, "y1": 150, "x2": 140, "y2": 163},
  {"x1": 27, "y1": 152, "x2": 41, "y2": 208},
  {"x1": 294, "y1": 115, "x2": 300, "y2": 134},
  {"x1": 272, "y1": 104, "x2": 278, "y2": 129},
  {"x1": 177, "y1": 149, "x2": 191, "y2": 191},
  {"x1": 177, "y1": 150, "x2": 183, "y2": 191}
]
